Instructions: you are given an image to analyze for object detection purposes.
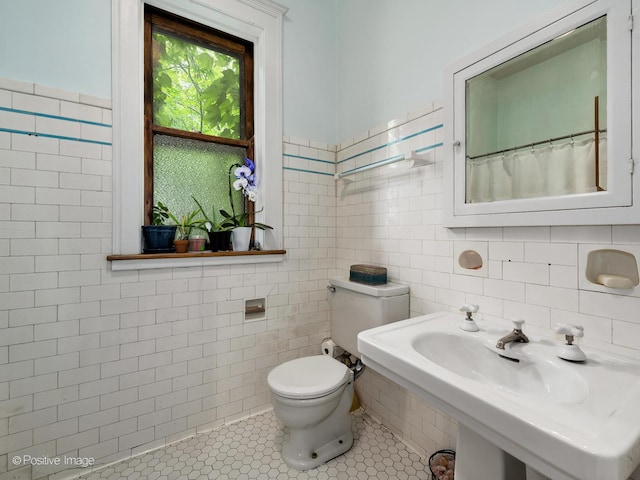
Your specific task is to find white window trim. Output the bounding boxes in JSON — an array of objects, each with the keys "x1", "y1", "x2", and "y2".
[{"x1": 111, "y1": 0, "x2": 286, "y2": 261}]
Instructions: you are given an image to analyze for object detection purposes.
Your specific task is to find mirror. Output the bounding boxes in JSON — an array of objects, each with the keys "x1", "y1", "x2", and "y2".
[
  {"x1": 444, "y1": 0, "x2": 633, "y2": 227},
  {"x1": 465, "y1": 16, "x2": 606, "y2": 204}
]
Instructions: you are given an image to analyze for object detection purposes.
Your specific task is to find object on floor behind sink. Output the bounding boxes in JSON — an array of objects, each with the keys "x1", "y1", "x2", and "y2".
[{"x1": 429, "y1": 449, "x2": 456, "y2": 480}]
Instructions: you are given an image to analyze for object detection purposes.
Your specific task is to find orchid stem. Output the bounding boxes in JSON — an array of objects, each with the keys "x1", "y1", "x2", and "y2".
[{"x1": 228, "y1": 163, "x2": 241, "y2": 226}]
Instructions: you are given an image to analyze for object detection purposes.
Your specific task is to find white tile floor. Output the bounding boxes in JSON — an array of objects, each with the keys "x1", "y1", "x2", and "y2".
[{"x1": 80, "y1": 409, "x2": 432, "y2": 480}]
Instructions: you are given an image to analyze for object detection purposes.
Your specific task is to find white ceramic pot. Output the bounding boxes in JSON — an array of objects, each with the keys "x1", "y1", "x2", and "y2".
[{"x1": 232, "y1": 227, "x2": 252, "y2": 251}]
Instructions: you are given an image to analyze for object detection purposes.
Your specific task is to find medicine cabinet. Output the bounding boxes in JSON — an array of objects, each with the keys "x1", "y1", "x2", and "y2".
[{"x1": 443, "y1": 0, "x2": 634, "y2": 227}]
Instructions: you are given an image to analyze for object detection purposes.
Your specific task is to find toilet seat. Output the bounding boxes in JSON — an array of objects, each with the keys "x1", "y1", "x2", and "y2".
[{"x1": 268, "y1": 356, "x2": 351, "y2": 400}]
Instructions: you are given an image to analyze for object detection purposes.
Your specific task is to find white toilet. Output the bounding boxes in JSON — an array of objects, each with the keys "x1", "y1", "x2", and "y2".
[{"x1": 267, "y1": 277, "x2": 409, "y2": 470}]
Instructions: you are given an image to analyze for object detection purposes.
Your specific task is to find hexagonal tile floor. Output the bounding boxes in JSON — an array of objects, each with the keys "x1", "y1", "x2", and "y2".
[{"x1": 80, "y1": 409, "x2": 432, "y2": 480}]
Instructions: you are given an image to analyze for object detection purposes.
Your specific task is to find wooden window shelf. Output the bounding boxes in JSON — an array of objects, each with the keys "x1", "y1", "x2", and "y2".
[{"x1": 107, "y1": 250, "x2": 286, "y2": 271}]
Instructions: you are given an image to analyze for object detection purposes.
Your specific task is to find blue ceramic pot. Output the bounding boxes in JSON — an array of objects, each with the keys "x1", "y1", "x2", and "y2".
[{"x1": 141, "y1": 225, "x2": 177, "y2": 253}]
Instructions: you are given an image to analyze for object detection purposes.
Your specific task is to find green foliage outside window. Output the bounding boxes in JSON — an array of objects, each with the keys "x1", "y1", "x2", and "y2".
[{"x1": 152, "y1": 28, "x2": 242, "y2": 139}]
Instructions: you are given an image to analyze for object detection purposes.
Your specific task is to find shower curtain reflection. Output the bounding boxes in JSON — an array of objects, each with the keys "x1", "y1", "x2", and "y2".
[{"x1": 465, "y1": 134, "x2": 606, "y2": 203}]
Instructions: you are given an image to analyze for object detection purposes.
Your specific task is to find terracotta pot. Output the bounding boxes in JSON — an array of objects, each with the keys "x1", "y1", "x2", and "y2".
[
  {"x1": 173, "y1": 239, "x2": 189, "y2": 253},
  {"x1": 188, "y1": 236, "x2": 206, "y2": 252}
]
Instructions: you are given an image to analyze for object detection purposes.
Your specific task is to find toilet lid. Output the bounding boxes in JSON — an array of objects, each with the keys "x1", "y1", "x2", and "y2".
[{"x1": 267, "y1": 356, "x2": 351, "y2": 399}]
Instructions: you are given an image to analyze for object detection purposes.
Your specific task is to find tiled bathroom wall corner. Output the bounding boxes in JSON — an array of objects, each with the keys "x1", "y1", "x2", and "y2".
[
  {"x1": 335, "y1": 103, "x2": 458, "y2": 460},
  {"x1": 335, "y1": 97, "x2": 640, "y2": 466},
  {"x1": 356, "y1": 368, "x2": 456, "y2": 459}
]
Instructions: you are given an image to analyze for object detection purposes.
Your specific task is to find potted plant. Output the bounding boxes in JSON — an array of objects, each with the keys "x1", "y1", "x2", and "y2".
[
  {"x1": 224, "y1": 158, "x2": 272, "y2": 251},
  {"x1": 187, "y1": 232, "x2": 207, "y2": 252},
  {"x1": 141, "y1": 202, "x2": 178, "y2": 253},
  {"x1": 192, "y1": 196, "x2": 234, "y2": 252},
  {"x1": 167, "y1": 209, "x2": 201, "y2": 253}
]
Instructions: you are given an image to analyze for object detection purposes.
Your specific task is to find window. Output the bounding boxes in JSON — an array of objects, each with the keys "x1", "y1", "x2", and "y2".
[
  {"x1": 112, "y1": 0, "x2": 286, "y2": 262},
  {"x1": 144, "y1": 7, "x2": 253, "y2": 226}
]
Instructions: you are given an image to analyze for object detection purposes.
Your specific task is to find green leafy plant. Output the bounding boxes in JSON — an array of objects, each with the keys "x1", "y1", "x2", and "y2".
[
  {"x1": 152, "y1": 31, "x2": 241, "y2": 138},
  {"x1": 143, "y1": 202, "x2": 178, "y2": 252},
  {"x1": 191, "y1": 157, "x2": 272, "y2": 245},
  {"x1": 192, "y1": 196, "x2": 233, "y2": 233},
  {"x1": 218, "y1": 207, "x2": 270, "y2": 230},
  {"x1": 167, "y1": 209, "x2": 201, "y2": 240},
  {"x1": 152, "y1": 201, "x2": 171, "y2": 225}
]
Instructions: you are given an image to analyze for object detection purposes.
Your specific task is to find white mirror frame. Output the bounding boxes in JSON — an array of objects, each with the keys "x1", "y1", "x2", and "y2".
[{"x1": 443, "y1": 0, "x2": 636, "y2": 227}]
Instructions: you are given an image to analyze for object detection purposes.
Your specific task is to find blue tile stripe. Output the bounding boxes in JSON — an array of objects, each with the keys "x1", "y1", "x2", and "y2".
[
  {"x1": 336, "y1": 141, "x2": 443, "y2": 178},
  {"x1": 0, "y1": 106, "x2": 111, "y2": 128},
  {"x1": 338, "y1": 153, "x2": 405, "y2": 177},
  {"x1": 416, "y1": 142, "x2": 444, "y2": 153},
  {"x1": 0, "y1": 127, "x2": 112, "y2": 146},
  {"x1": 337, "y1": 124, "x2": 443, "y2": 165},
  {"x1": 0, "y1": 106, "x2": 112, "y2": 145},
  {"x1": 283, "y1": 124, "x2": 444, "y2": 177},
  {"x1": 283, "y1": 166, "x2": 334, "y2": 176},
  {"x1": 283, "y1": 152, "x2": 334, "y2": 176},
  {"x1": 284, "y1": 153, "x2": 334, "y2": 165}
]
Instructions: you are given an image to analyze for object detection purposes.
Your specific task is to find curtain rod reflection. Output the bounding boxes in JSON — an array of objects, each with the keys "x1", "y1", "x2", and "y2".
[{"x1": 466, "y1": 128, "x2": 607, "y2": 161}]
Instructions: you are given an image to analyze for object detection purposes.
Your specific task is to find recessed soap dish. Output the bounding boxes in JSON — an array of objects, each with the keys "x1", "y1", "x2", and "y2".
[
  {"x1": 586, "y1": 249, "x2": 639, "y2": 290},
  {"x1": 595, "y1": 274, "x2": 635, "y2": 289},
  {"x1": 458, "y1": 250, "x2": 483, "y2": 270}
]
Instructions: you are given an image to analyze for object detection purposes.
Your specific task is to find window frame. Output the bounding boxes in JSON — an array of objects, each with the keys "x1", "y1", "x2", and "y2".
[
  {"x1": 144, "y1": 7, "x2": 255, "y2": 225},
  {"x1": 112, "y1": 0, "x2": 285, "y2": 261}
]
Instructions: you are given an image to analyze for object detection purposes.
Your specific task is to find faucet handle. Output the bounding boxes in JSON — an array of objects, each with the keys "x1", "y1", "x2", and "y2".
[
  {"x1": 555, "y1": 323, "x2": 584, "y2": 338},
  {"x1": 555, "y1": 323, "x2": 586, "y2": 362},
  {"x1": 512, "y1": 319, "x2": 525, "y2": 331},
  {"x1": 458, "y1": 304, "x2": 479, "y2": 332},
  {"x1": 459, "y1": 304, "x2": 479, "y2": 314}
]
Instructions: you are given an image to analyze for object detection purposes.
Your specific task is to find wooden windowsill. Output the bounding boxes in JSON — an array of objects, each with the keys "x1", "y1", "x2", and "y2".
[
  {"x1": 107, "y1": 250, "x2": 286, "y2": 271},
  {"x1": 107, "y1": 250, "x2": 286, "y2": 261}
]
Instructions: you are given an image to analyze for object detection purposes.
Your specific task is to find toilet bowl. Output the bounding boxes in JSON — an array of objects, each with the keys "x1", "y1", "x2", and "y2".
[{"x1": 267, "y1": 355, "x2": 354, "y2": 470}]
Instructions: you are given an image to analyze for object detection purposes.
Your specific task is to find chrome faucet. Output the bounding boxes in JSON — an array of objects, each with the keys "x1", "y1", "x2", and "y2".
[{"x1": 496, "y1": 319, "x2": 529, "y2": 350}]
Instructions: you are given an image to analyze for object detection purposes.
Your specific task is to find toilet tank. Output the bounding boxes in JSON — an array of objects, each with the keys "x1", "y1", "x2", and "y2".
[{"x1": 329, "y1": 278, "x2": 409, "y2": 357}]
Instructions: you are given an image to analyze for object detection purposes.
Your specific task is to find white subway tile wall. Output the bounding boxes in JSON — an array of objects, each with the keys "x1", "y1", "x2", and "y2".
[
  {"x1": 3, "y1": 78, "x2": 640, "y2": 479},
  {"x1": 334, "y1": 101, "x2": 640, "y2": 460},
  {"x1": 0, "y1": 80, "x2": 335, "y2": 479},
  {"x1": 335, "y1": 105, "x2": 458, "y2": 457}
]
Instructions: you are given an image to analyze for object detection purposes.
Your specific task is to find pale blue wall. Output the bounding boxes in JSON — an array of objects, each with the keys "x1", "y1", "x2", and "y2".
[
  {"x1": 335, "y1": 0, "x2": 568, "y2": 142},
  {"x1": 0, "y1": 0, "x2": 111, "y2": 99},
  {"x1": 279, "y1": 0, "x2": 339, "y2": 145},
  {"x1": 0, "y1": 0, "x2": 337, "y2": 142},
  {"x1": 0, "y1": 0, "x2": 576, "y2": 145}
]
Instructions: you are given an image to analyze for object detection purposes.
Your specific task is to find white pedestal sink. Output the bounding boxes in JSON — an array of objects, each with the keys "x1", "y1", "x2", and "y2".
[{"x1": 357, "y1": 312, "x2": 640, "y2": 480}]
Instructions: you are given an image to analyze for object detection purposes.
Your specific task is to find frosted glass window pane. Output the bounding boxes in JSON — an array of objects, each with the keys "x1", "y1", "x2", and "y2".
[{"x1": 153, "y1": 135, "x2": 245, "y2": 225}]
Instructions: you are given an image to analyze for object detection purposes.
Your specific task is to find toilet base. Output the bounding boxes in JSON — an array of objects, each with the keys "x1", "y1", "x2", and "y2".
[
  {"x1": 283, "y1": 428, "x2": 353, "y2": 471},
  {"x1": 280, "y1": 382, "x2": 354, "y2": 470}
]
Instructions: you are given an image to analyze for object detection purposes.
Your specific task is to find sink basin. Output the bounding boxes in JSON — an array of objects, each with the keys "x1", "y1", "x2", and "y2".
[
  {"x1": 413, "y1": 332, "x2": 589, "y2": 404},
  {"x1": 357, "y1": 312, "x2": 640, "y2": 480}
]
